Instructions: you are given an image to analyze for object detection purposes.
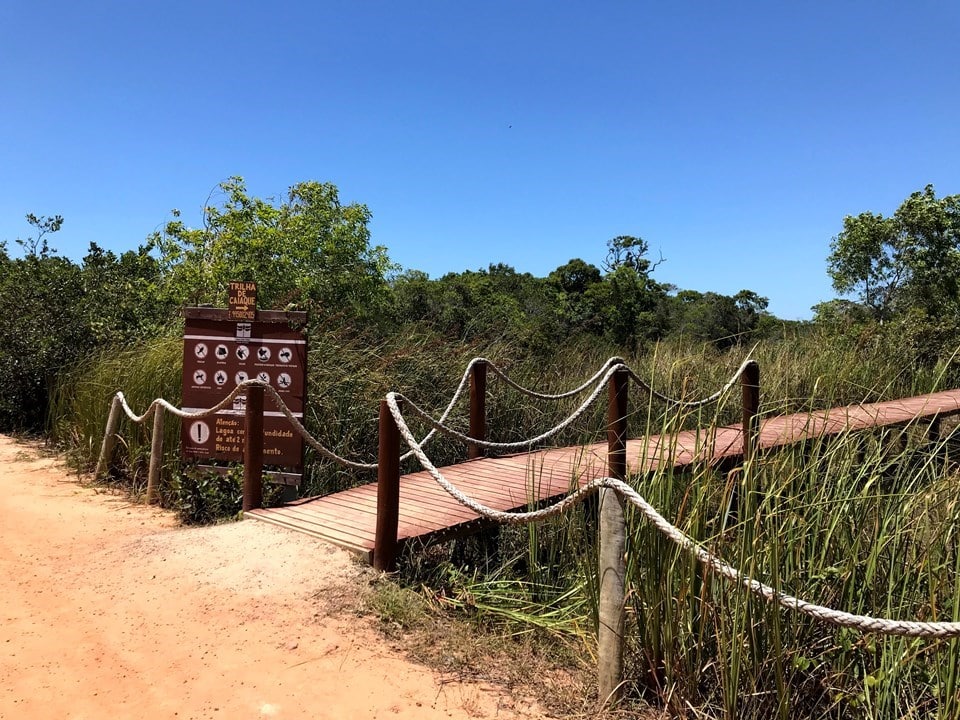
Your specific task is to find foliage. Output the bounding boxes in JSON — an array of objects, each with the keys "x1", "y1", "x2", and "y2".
[
  {"x1": 0, "y1": 240, "x2": 85, "y2": 430},
  {"x1": 170, "y1": 465, "x2": 282, "y2": 525},
  {"x1": 150, "y1": 177, "x2": 395, "y2": 320},
  {"x1": 666, "y1": 289, "x2": 770, "y2": 349},
  {"x1": 827, "y1": 185, "x2": 960, "y2": 322},
  {"x1": 0, "y1": 214, "x2": 176, "y2": 432}
]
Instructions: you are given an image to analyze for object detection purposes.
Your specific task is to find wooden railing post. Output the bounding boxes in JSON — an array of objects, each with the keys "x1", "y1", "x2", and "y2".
[
  {"x1": 469, "y1": 360, "x2": 487, "y2": 459},
  {"x1": 242, "y1": 384, "x2": 265, "y2": 512},
  {"x1": 145, "y1": 404, "x2": 164, "y2": 505},
  {"x1": 599, "y1": 368, "x2": 629, "y2": 706},
  {"x1": 741, "y1": 360, "x2": 760, "y2": 462},
  {"x1": 94, "y1": 394, "x2": 123, "y2": 480},
  {"x1": 374, "y1": 398, "x2": 402, "y2": 572}
]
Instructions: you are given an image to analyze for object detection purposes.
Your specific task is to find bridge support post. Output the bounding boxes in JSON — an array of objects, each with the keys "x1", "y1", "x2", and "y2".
[
  {"x1": 242, "y1": 384, "x2": 265, "y2": 512},
  {"x1": 469, "y1": 360, "x2": 487, "y2": 460},
  {"x1": 145, "y1": 404, "x2": 164, "y2": 505},
  {"x1": 375, "y1": 399, "x2": 402, "y2": 572},
  {"x1": 94, "y1": 394, "x2": 123, "y2": 481},
  {"x1": 599, "y1": 368, "x2": 628, "y2": 706},
  {"x1": 741, "y1": 360, "x2": 760, "y2": 462}
]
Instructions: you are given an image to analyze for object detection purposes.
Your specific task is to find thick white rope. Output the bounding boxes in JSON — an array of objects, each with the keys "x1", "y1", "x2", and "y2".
[
  {"x1": 115, "y1": 382, "x2": 383, "y2": 471},
  {"x1": 385, "y1": 392, "x2": 960, "y2": 639},
  {"x1": 387, "y1": 357, "x2": 755, "y2": 452},
  {"x1": 392, "y1": 362, "x2": 627, "y2": 452},
  {"x1": 626, "y1": 357, "x2": 756, "y2": 409},
  {"x1": 115, "y1": 355, "x2": 753, "y2": 469},
  {"x1": 484, "y1": 356, "x2": 626, "y2": 400}
]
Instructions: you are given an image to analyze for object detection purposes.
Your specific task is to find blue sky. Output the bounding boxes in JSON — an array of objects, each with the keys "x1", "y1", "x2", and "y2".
[{"x1": 2, "y1": 2, "x2": 958, "y2": 320}]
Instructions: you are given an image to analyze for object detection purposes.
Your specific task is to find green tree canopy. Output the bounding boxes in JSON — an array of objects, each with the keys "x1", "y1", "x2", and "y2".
[
  {"x1": 151, "y1": 177, "x2": 395, "y2": 318},
  {"x1": 827, "y1": 185, "x2": 960, "y2": 321}
]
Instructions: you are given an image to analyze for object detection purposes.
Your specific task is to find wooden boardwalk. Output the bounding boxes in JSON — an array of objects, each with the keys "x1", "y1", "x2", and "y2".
[{"x1": 246, "y1": 389, "x2": 960, "y2": 562}]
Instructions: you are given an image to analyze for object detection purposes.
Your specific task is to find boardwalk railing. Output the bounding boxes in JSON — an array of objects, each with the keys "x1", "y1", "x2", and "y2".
[{"x1": 95, "y1": 355, "x2": 960, "y2": 707}]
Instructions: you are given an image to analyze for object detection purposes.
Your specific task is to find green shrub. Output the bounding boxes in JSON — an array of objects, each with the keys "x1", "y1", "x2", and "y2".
[{"x1": 170, "y1": 465, "x2": 283, "y2": 525}]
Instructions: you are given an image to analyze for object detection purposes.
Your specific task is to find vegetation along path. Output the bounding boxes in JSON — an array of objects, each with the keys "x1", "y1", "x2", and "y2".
[{"x1": 0, "y1": 436, "x2": 546, "y2": 720}]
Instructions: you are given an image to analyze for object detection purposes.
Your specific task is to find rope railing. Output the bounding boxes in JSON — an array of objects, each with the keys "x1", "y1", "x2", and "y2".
[
  {"x1": 102, "y1": 355, "x2": 757, "y2": 478},
  {"x1": 392, "y1": 361, "x2": 625, "y2": 453},
  {"x1": 626, "y1": 357, "x2": 757, "y2": 409},
  {"x1": 384, "y1": 388, "x2": 960, "y2": 638},
  {"x1": 484, "y1": 356, "x2": 625, "y2": 400}
]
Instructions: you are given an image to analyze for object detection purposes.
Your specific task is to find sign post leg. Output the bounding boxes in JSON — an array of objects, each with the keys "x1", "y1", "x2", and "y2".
[{"x1": 243, "y1": 385, "x2": 265, "y2": 512}]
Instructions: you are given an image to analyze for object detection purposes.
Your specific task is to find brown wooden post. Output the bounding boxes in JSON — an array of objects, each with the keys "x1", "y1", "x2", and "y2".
[
  {"x1": 145, "y1": 404, "x2": 164, "y2": 505},
  {"x1": 242, "y1": 384, "x2": 265, "y2": 512},
  {"x1": 741, "y1": 360, "x2": 760, "y2": 462},
  {"x1": 374, "y1": 398, "x2": 402, "y2": 572},
  {"x1": 599, "y1": 368, "x2": 628, "y2": 706},
  {"x1": 469, "y1": 360, "x2": 487, "y2": 460},
  {"x1": 606, "y1": 369, "x2": 629, "y2": 481},
  {"x1": 94, "y1": 394, "x2": 122, "y2": 480}
]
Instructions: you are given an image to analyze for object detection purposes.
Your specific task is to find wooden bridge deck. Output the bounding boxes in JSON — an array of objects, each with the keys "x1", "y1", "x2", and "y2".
[{"x1": 246, "y1": 389, "x2": 960, "y2": 561}]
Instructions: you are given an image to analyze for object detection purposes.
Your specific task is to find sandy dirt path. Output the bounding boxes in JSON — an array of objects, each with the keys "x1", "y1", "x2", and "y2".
[{"x1": 0, "y1": 436, "x2": 546, "y2": 719}]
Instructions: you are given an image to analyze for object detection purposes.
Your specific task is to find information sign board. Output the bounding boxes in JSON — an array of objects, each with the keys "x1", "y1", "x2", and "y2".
[{"x1": 180, "y1": 308, "x2": 307, "y2": 469}]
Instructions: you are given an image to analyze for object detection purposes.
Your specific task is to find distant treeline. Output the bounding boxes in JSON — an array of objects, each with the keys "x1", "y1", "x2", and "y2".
[{"x1": 3, "y1": 177, "x2": 958, "y2": 433}]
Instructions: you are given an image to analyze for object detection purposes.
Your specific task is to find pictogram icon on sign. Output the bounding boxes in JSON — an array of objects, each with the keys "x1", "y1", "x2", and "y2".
[
  {"x1": 214, "y1": 370, "x2": 228, "y2": 386},
  {"x1": 194, "y1": 343, "x2": 208, "y2": 359},
  {"x1": 215, "y1": 344, "x2": 229, "y2": 359},
  {"x1": 190, "y1": 421, "x2": 210, "y2": 444},
  {"x1": 236, "y1": 345, "x2": 250, "y2": 361},
  {"x1": 257, "y1": 346, "x2": 271, "y2": 362},
  {"x1": 257, "y1": 371, "x2": 270, "y2": 384},
  {"x1": 193, "y1": 369, "x2": 207, "y2": 385},
  {"x1": 278, "y1": 347, "x2": 293, "y2": 363},
  {"x1": 235, "y1": 370, "x2": 249, "y2": 384},
  {"x1": 277, "y1": 373, "x2": 292, "y2": 389}
]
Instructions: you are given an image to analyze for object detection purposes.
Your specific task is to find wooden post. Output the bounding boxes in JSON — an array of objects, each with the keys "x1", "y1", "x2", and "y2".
[
  {"x1": 374, "y1": 398, "x2": 402, "y2": 572},
  {"x1": 145, "y1": 404, "x2": 164, "y2": 504},
  {"x1": 94, "y1": 394, "x2": 122, "y2": 480},
  {"x1": 741, "y1": 360, "x2": 760, "y2": 462},
  {"x1": 469, "y1": 360, "x2": 487, "y2": 460},
  {"x1": 242, "y1": 384, "x2": 265, "y2": 512},
  {"x1": 599, "y1": 368, "x2": 628, "y2": 706}
]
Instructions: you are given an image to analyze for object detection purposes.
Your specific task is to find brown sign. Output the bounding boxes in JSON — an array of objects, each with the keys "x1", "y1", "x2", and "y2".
[
  {"x1": 228, "y1": 281, "x2": 257, "y2": 321},
  {"x1": 181, "y1": 308, "x2": 307, "y2": 469}
]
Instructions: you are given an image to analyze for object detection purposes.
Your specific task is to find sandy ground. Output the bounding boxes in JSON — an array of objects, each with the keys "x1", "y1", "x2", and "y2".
[{"x1": 0, "y1": 436, "x2": 547, "y2": 720}]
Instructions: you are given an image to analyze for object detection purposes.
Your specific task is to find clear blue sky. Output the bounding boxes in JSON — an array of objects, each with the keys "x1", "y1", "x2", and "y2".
[{"x1": 2, "y1": 2, "x2": 958, "y2": 320}]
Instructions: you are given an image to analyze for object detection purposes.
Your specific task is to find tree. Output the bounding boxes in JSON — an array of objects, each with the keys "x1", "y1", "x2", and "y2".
[
  {"x1": 547, "y1": 259, "x2": 604, "y2": 336},
  {"x1": 827, "y1": 185, "x2": 960, "y2": 321},
  {"x1": 151, "y1": 177, "x2": 395, "y2": 318},
  {"x1": 667, "y1": 289, "x2": 770, "y2": 349},
  {"x1": 0, "y1": 215, "x2": 84, "y2": 430},
  {"x1": 599, "y1": 237, "x2": 669, "y2": 349},
  {"x1": 602, "y1": 235, "x2": 664, "y2": 275}
]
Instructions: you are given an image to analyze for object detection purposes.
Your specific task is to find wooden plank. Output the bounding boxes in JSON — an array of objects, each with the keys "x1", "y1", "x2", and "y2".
[
  {"x1": 255, "y1": 505, "x2": 376, "y2": 543},
  {"x1": 246, "y1": 508, "x2": 372, "y2": 547}
]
